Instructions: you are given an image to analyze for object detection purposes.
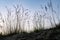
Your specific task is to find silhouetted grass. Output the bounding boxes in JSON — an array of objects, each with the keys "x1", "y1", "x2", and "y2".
[
  {"x1": 0, "y1": 23, "x2": 60, "y2": 40},
  {"x1": 0, "y1": 0, "x2": 59, "y2": 40}
]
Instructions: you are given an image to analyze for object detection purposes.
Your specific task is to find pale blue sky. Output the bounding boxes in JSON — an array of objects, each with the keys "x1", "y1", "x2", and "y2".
[
  {"x1": 0, "y1": 0, "x2": 59, "y2": 29},
  {"x1": 0, "y1": 0, "x2": 60, "y2": 11},
  {"x1": 0, "y1": 0, "x2": 60, "y2": 24}
]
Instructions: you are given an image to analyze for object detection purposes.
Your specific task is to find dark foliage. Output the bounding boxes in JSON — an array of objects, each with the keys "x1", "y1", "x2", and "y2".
[{"x1": 0, "y1": 24, "x2": 60, "y2": 40}]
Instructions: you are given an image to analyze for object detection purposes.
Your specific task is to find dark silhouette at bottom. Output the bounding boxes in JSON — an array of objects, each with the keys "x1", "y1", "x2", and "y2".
[{"x1": 0, "y1": 23, "x2": 60, "y2": 40}]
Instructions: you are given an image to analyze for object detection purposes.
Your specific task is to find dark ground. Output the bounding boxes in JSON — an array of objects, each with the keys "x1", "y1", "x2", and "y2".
[{"x1": 0, "y1": 24, "x2": 60, "y2": 40}]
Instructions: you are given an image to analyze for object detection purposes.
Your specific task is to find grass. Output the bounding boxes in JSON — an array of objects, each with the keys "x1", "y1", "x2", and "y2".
[{"x1": 0, "y1": 23, "x2": 60, "y2": 40}]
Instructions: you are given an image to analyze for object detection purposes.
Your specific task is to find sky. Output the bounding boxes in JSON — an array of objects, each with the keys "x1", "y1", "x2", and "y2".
[
  {"x1": 0, "y1": 0, "x2": 59, "y2": 11},
  {"x1": 0, "y1": 0, "x2": 60, "y2": 29},
  {"x1": 0, "y1": 0, "x2": 59, "y2": 13}
]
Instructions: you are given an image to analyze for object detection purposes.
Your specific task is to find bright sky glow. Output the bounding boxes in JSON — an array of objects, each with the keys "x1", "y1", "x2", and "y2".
[{"x1": 0, "y1": 0, "x2": 60, "y2": 29}]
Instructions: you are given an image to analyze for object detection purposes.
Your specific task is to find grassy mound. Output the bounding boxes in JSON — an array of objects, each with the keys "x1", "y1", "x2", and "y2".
[{"x1": 0, "y1": 24, "x2": 60, "y2": 40}]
